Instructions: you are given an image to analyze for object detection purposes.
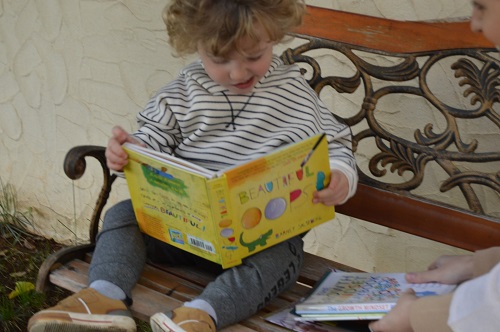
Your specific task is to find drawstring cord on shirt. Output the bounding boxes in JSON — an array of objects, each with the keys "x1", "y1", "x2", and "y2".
[{"x1": 222, "y1": 92, "x2": 255, "y2": 130}]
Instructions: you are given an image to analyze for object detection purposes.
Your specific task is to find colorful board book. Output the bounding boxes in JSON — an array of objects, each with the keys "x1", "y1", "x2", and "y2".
[
  {"x1": 294, "y1": 270, "x2": 457, "y2": 321},
  {"x1": 122, "y1": 133, "x2": 334, "y2": 268}
]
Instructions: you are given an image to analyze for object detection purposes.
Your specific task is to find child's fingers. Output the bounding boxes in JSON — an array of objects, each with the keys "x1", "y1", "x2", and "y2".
[
  {"x1": 313, "y1": 187, "x2": 340, "y2": 206},
  {"x1": 111, "y1": 126, "x2": 131, "y2": 144},
  {"x1": 105, "y1": 148, "x2": 128, "y2": 170},
  {"x1": 112, "y1": 125, "x2": 145, "y2": 147}
]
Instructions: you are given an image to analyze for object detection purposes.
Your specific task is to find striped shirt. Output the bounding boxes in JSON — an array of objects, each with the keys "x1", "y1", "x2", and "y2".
[{"x1": 133, "y1": 55, "x2": 358, "y2": 199}]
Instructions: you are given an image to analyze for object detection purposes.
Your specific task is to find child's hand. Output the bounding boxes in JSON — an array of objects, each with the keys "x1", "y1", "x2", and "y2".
[
  {"x1": 405, "y1": 254, "x2": 474, "y2": 285},
  {"x1": 368, "y1": 289, "x2": 417, "y2": 332},
  {"x1": 312, "y1": 170, "x2": 349, "y2": 206},
  {"x1": 105, "y1": 126, "x2": 144, "y2": 171}
]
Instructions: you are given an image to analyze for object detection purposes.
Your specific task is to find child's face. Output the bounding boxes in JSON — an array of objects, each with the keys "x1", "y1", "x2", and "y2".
[
  {"x1": 198, "y1": 25, "x2": 274, "y2": 94},
  {"x1": 471, "y1": 0, "x2": 500, "y2": 49}
]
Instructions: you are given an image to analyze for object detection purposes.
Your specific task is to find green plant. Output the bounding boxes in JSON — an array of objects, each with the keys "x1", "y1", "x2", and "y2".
[
  {"x1": 0, "y1": 179, "x2": 35, "y2": 243},
  {"x1": 0, "y1": 235, "x2": 70, "y2": 331},
  {"x1": 0, "y1": 295, "x2": 18, "y2": 330},
  {"x1": 0, "y1": 289, "x2": 46, "y2": 331}
]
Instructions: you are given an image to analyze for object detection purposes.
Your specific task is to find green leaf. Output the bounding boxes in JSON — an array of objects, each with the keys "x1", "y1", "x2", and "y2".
[{"x1": 8, "y1": 281, "x2": 35, "y2": 299}]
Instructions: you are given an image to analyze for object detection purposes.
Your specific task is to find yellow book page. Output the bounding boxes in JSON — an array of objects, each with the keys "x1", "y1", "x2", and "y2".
[
  {"x1": 124, "y1": 146, "x2": 221, "y2": 263},
  {"x1": 213, "y1": 134, "x2": 335, "y2": 265}
]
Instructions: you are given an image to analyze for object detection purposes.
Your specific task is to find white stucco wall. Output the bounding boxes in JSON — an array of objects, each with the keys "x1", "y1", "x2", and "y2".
[{"x1": 0, "y1": 0, "x2": 482, "y2": 272}]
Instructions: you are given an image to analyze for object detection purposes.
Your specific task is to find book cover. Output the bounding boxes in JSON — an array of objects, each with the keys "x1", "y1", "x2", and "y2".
[
  {"x1": 264, "y1": 305, "x2": 369, "y2": 331},
  {"x1": 123, "y1": 133, "x2": 334, "y2": 268},
  {"x1": 295, "y1": 271, "x2": 456, "y2": 320}
]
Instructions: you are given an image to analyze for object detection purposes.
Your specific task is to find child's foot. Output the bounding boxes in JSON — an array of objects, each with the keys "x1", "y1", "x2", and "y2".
[
  {"x1": 150, "y1": 307, "x2": 216, "y2": 332},
  {"x1": 28, "y1": 288, "x2": 136, "y2": 332}
]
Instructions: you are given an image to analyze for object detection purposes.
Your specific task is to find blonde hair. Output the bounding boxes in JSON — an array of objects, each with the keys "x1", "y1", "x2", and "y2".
[{"x1": 163, "y1": 0, "x2": 305, "y2": 57}]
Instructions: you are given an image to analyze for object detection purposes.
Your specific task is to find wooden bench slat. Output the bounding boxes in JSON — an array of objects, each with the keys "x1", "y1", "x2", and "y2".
[
  {"x1": 49, "y1": 259, "x2": 89, "y2": 293},
  {"x1": 147, "y1": 263, "x2": 219, "y2": 288},
  {"x1": 140, "y1": 265, "x2": 205, "y2": 302},
  {"x1": 296, "y1": 6, "x2": 494, "y2": 53},
  {"x1": 336, "y1": 184, "x2": 500, "y2": 252}
]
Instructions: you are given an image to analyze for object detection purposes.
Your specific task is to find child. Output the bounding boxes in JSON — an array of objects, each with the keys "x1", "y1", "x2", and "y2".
[
  {"x1": 28, "y1": 0, "x2": 358, "y2": 331},
  {"x1": 369, "y1": 2, "x2": 500, "y2": 331}
]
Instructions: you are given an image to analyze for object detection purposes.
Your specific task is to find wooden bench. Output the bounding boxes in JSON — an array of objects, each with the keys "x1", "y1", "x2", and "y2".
[{"x1": 36, "y1": 6, "x2": 500, "y2": 332}]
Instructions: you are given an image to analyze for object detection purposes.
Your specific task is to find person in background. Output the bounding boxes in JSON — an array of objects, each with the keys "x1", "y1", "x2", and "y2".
[
  {"x1": 369, "y1": 1, "x2": 500, "y2": 331},
  {"x1": 369, "y1": 247, "x2": 500, "y2": 332},
  {"x1": 28, "y1": 1, "x2": 358, "y2": 332}
]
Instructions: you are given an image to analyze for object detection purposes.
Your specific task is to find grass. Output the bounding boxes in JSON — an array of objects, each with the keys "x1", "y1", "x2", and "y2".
[
  {"x1": 0, "y1": 178, "x2": 45, "y2": 330},
  {"x1": 0, "y1": 179, "x2": 36, "y2": 244},
  {"x1": 0, "y1": 235, "x2": 70, "y2": 331},
  {"x1": 0, "y1": 179, "x2": 152, "y2": 331},
  {"x1": 0, "y1": 235, "x2": 152, "y2": 331}
]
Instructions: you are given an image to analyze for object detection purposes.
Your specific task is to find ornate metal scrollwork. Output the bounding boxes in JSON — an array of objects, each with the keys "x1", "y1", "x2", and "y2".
[{"x1": 281, "y1": 37, "x2": 500, "y2": 217}]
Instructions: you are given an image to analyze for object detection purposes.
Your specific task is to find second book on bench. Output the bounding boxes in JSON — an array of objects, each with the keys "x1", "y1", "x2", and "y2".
[
  {"x1": 122, "y1": 133, "x2": 334, "y2": 268},
  {"x1": 294, "y1": 270, "x2": 457, "y2": 321}
]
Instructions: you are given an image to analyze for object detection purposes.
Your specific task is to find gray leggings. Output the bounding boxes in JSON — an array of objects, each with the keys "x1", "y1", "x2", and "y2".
[{"x1": 89, "y1": 199, "x2": 304, "y2": 328}]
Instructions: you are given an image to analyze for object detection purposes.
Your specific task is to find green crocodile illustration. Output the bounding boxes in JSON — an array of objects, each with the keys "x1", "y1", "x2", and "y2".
[{"x1": 239, "y1": 229, "x2": 273, "y2": 252}]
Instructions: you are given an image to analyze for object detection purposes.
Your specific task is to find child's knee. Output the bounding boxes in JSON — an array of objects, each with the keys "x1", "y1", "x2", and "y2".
[{"x1": 102, "y1": 199, "x2": 137, "y2": 230}]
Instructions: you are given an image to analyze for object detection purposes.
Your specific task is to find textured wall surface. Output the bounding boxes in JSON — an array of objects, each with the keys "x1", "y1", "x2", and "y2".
[{"x1": 0, "y1": 0, "x2": 481, "y2": 272}]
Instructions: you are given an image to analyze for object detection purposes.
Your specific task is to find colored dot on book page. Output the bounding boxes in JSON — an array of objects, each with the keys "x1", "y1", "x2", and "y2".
[
  {"x1": 241, "y1": 207, "x2": 262, "y2": 229},
  {"x1": 218, "y1": 219, "x2": 232, "y2": 228},
  {"x1": 220, "y1": 227, "x2": 235, "y2": 238},
  {"x1": 265, "y1": 197, "x2": 287, "y2": 220},
  {"x1": 290, "y1": 189, "x2": 301, "y2": 202},
  {"x1": 316, "y1": 171, "x2": 326, "y2": 190}
]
